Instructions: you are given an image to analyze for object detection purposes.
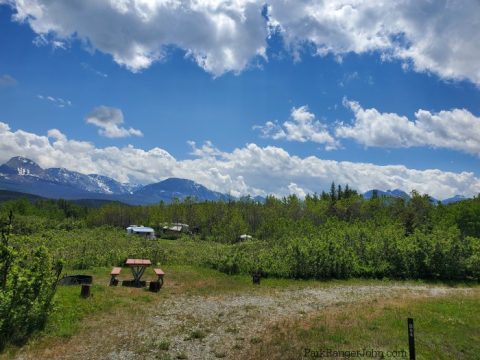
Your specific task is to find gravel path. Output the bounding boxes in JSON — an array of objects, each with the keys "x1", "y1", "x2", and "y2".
[
  {"x1": 141, "y1": 285, "x2": 468, "y2": 360},
  {"x1": 15, "y1": 284, "x2": 471, "y2": 360}
]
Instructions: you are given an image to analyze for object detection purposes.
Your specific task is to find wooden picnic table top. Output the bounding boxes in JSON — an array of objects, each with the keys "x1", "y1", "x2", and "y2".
[{"x1": 125, "y1": 258, "x2": 152, "y2": 266}]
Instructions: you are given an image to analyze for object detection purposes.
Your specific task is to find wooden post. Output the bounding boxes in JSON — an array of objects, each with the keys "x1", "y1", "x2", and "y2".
[
  {"x1": 80, "y1": 284, "x2": 91, "y2": 298},
  {"x1": 252, "y1": 271, "x2": 261, "y2": 285},
  {"x1": 408, "y1": 318, "x2": 416, "y2": 360}
]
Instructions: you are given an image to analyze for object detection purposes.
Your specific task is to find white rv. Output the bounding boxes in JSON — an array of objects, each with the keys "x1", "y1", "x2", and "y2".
[{"x1": 126, "y1": 225, "x2": 156, "y2": 239}]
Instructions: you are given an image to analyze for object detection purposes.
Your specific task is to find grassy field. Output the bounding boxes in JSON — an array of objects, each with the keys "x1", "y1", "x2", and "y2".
[
  {"x1": 1, "y1": 264, "x2": 478, "y2": 359},
  {"x1": 0, "y1": 265, "x2": 307, "y2": 357},
  {"x1": 250, "y1": 289, "x2": 480, "y2": 360},
  {"x1": 23, "y1": 265, "x2": 460, "y2": 339}
]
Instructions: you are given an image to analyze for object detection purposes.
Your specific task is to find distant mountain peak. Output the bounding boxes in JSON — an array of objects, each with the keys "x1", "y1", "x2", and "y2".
[
  {"x1": 442, "y1": 195, "x2": 467, "y2": 204},
  {"x1": 160, "y1": 177, "x2": 196, "y2": 185},
  {"x1": 0, "y1": 156, "x2": 134, "y2": 198},
  {"x1": 134, "y1": 177, "x2": 227, "y2": 203},
  {"x1": 7, "y1": 156, "x2": 35, "y2": 164},
  {"x1": 362, "y1": 189, "x2": 469, "y2": 204},
  {"x1": 3, "y1": 156, "x2": 44, "y2": 176},
  {"x1": 363, "y1": 189, "x2": 410, "y2": 200}
]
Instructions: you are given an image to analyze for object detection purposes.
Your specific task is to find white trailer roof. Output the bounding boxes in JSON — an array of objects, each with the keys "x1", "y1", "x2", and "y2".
[{"x1": 127, "y1": 226, "x2": 154, "y2": 233}]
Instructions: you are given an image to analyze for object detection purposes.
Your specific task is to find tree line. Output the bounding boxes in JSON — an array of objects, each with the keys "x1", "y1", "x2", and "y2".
[
  {"x1": 1, "y1": 184, "x2": 480, "y2": 280},
  {"x1": 4, "y1": 184, "x2": 478, "y2": 240}
]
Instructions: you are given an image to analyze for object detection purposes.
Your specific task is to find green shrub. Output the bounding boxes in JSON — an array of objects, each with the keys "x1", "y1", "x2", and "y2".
[{"x1": 0, "y1": 212, "x2": 63, "y2": 350}]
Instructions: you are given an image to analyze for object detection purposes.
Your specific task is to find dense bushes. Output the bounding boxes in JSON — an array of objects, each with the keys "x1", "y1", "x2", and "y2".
[
  {"x1": 0, "y1": 213, "x2": 62, "y2": 350},
  {"x1": 9, "y1": 227, "x2": 226, "y2": 270},
  {"x1": 6, "y1": 219, "x2": 479, "y2": 285},
  {"x1": 1, "y1": 189, "x2": 480, "y2": 282},
  {"x1": 207, "y1": 221, "x2": 480, "y2": 281}
]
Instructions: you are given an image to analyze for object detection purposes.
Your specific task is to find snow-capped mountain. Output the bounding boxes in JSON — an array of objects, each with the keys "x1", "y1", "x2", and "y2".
[
  {"x1": 46, "y1": 168, "x2": 120, "y2": 194},
  {"x1": 0, "y1": 157, "x2": 229, "y2": 204},
  {"x1": 88, "y1": 174, "x2": 141, "y2": 194},
  {"x1": 0, "y1": 156, "x2": 135, "y2": 198},
  {"x1": 0, "y1": 157, "x2": 471, "y2": 205},
  {"x1": 0, "y1": 156, "x2": 46, "y2": 177}
]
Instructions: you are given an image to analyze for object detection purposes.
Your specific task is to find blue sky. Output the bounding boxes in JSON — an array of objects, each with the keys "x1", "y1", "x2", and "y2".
[{"x1": 1, "y1": 1, "x2": 480, "y2": 199}]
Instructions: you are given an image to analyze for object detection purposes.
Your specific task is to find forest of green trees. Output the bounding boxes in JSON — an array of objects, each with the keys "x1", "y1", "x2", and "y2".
[{"x1": 1, "y1": 184, "x2": 479, "y2": 281}]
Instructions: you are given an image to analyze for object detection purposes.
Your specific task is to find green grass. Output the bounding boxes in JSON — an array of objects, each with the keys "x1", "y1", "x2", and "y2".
[
  {"x1": 15, "y1": 265, "x2": 480, "y2": 343},
  {"x1": 0, "y1": 264, "x2": 283, "y2": 357},
  {"x1": 157, "y1": 339, "x2": 171, "y2": 351},
  {"x1": 46, "y1": 284, "x2": 117, "y2": 338},
  {"x1": 2, "y1": 263, "x2": 478, "y2": 359},
  {"x1": 251, "y1": 290, "x2": 480, "y2": 360},
  {"x1": 188, "y1": 329, "x2": 207, "y2": 340}
]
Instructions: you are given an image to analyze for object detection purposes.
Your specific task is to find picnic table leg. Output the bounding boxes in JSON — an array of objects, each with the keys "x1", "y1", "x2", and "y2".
[
  {"x1": 138, "y1": 266, "x2": 146, "y2": 285},
  {"x1": 131, "y1": 266, "x2": 146, "y2": 287}
]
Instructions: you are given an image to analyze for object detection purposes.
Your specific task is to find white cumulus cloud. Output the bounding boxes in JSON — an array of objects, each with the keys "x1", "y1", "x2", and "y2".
[
  {"x1": 336, "y1": 99, "x2": 480, "y2": 156},
  {"x1": 3, "y1": 0, "x2": 480, "y2": 84},
  {"x1": 1, "y1": 122, "x2": 479, "y2": 199},
  {"x1": 254, "y1": 105, "x2": 339, "y2": 150},
  {"x1": 86, "y1": 106, "x2": 143, "y2": 138},
  {"x1": 6, "y1": 0, "x2": 268, "y2": 76},
  {"x1": 287, "y1": 182, "x2": 308, "y2": 198},
  {"x1": 268, "y1": 0, "x2": 480, "y2": 84}
]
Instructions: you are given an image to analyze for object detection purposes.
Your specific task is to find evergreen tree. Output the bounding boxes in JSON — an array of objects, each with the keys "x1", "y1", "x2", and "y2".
[{"x1": 329, "y1": 182, "x2": 336, "y2": 202}]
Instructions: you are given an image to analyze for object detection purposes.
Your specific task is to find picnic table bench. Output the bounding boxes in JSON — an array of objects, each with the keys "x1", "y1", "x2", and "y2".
[
  {"x1": 154, "y1": 268, "x2": 165, "y2": 288},
  {"x1": 109, "y1": 267, "x2": 122, "y2": 286},
  {"x1": 149, "y1": 268, "x2": 165, "y2": 292}
]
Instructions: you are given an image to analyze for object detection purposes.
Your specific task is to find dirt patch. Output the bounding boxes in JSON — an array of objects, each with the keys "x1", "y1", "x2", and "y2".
[{"x1": 143, "y1": 285, "x2": 470, "y2": 360}]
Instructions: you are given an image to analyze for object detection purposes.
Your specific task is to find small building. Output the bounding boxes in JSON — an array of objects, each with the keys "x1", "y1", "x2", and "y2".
[
  {"x1": 161, "y1": 223, "x2": 190, "y2": 238},
  {"x1": 238, "y1": 234, "x2": 253, "y2": 241},
  {"x1": 126, "y1": 225, "x2": 156, "y2": 240}
]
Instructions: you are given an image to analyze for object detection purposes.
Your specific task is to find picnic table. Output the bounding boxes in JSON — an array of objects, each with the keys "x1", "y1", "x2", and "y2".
[
  {"x1": 125, "y1": 258, "x2": 151, "y2": 287},
  {"x1": 109, "y1": 259, "x2": 165, "y2": 291}
]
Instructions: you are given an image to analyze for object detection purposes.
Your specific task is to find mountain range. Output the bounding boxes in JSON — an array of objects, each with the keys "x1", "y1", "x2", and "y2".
[
  {"x1": 362, "y1": 189, "x2": 411, "y2": 200},
  {"x1": 0, "y1": 156, "x2": 470, "y2": 205},
  {"x1": 0, "y1": 156, "x2": 227, "y2": 205},
  {"x1": 361, "y1": 188, "x2": 467, "y2": 205}
]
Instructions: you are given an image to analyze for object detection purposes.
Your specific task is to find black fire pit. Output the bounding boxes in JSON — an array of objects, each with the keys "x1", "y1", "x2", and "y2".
[{"x1": 58, "y1": 275, "x2": 93, "y2": 286}]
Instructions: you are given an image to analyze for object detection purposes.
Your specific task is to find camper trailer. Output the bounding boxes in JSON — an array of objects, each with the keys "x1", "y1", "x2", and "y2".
[{"x1": 126, "y1": 225, "x2": 156, "y2": 240}]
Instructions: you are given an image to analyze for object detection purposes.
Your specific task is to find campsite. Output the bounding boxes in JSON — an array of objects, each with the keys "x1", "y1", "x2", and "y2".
[
  {"x1": 2, "y1": 1, "x2": 480, "y2": 358},
  {"x1": 1, "y1": 192, "x2": 480, "y2": 359}
]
